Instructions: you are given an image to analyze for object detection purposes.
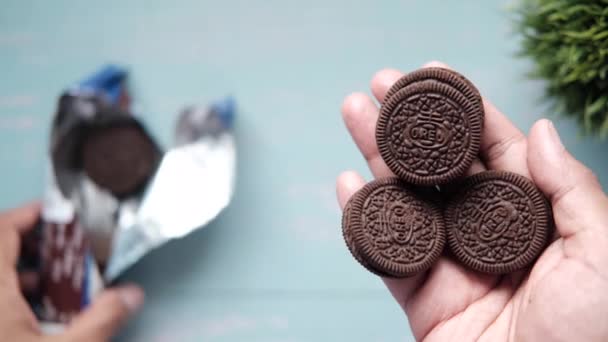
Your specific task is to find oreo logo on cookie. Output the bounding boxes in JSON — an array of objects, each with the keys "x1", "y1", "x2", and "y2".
[{"x1": 406, "y1": 114, "x2": 451, "y2": 149}]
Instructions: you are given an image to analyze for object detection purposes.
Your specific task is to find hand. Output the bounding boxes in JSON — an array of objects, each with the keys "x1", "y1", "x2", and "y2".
[
  {"x1": 0, "y1": 202, "x2": 144, "y2": 342},
  {"x1": 336, "y1": 61, "x2": 608, "y2": 341}
]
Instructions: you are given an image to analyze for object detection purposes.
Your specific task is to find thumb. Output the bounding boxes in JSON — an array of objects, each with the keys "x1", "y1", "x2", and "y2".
[
  {"x1": 528, "y1": 119, "x2": 608, "y2": 258},
  {"x1": 61, "y1": 285, "x2": 144, "y2": 341}
]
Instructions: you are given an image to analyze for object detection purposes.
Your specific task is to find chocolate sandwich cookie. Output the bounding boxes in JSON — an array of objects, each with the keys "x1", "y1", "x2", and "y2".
[
  {"x1": 82, "y1": 123, "x2": 159, "y2": 197},
  {"x1": 444, "y1": 171, "x2": 552, "y2": 274},
  {"x1": 376, "y1": 67, "x2": 484, "y2": 185},
  {"x1": 384, "y1": 67, "x2": 483, "y2": 106},
  {"x1": 342, "y1": 196, "x2": 392, "y2": 278},
  {"x1": 342, "y1": 178, "x2": 445, "y2": 277}
]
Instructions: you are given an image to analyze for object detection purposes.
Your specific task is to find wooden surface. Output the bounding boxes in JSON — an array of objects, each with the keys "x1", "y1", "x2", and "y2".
[{"x1": 1, "y1": 1, "x2": 608, "y2": 341}]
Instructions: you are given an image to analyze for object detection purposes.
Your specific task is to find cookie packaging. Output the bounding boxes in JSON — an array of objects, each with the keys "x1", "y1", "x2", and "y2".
[{"x1": 28, "y1": 65, "x2": 236, "y2": 330}]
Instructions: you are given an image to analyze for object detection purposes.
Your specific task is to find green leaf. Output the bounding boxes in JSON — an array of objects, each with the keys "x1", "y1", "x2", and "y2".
[
  {"x1": 514, "y1": 0, "x2": 608, "y2": 137},
  {"x1": 585, "y1": 96, "x2": 607, "y2": 117},
  {"x1": 599, "y1": 114, "x2": 608, "y2": 138},
  {"x1": 563, "y1": 27, "x2": 600, "y2": 40},
  {"x1": 593, "y1": 30, "x2": 608, "y2": 41}
]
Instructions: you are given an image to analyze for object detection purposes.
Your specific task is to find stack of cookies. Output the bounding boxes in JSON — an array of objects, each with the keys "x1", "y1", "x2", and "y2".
[{"x1": 342, "y1": 68, "x2": 552, "y2": 277}]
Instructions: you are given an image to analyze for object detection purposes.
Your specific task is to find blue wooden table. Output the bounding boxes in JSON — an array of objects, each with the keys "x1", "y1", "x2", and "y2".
[{"x1": 2, "y1": 1, "x2": 608, "y2": 341}]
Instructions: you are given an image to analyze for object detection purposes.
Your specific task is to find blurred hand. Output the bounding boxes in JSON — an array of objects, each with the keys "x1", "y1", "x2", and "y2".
[
  {"x1": 0, "y1": 202, "x2": 143, "y2": 342},
  {"x1": 337, "y1": 61, "x2": 608, "y2": 341}
]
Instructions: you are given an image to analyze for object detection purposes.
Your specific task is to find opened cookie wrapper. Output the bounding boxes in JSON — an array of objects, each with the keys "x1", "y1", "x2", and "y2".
[{"x1": 37, "y1": 65, "x2": 236, "y2": 324}]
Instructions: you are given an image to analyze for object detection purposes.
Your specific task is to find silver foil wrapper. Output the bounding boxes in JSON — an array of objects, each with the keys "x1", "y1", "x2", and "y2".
[
  {"x1": 105, "y1": 128, "x2": 236, "y2": 280},
  {"x1": 38, "y1": 66, "x2": 236, "y2": 323}
]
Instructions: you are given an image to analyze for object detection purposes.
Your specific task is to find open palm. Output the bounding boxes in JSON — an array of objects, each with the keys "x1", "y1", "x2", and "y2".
[{"x1": 336, "y1": 61, "x2": 608, "y2": 341}]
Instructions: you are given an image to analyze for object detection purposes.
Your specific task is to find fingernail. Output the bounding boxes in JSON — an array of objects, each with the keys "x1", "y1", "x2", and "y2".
[
  {"x1": 546, "y1": 120, "x2": 564, "y2": 150},
  {"x1": 118, "y1": 285, "x2": 144, "y2": 313}
]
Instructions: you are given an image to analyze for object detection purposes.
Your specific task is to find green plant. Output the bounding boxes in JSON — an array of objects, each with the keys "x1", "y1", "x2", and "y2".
[{"x1": 516, "y1": 0, "x2": 608, "y2": 137}]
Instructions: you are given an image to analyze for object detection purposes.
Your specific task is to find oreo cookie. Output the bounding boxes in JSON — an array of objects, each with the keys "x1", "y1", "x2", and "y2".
[
  {"x1": 342, "y1": 196, "x2": 393, "y2": 278},
  {"x1": 444, "y1": 170, "x2": 552, "y2": 274},
  {"x1": 342, "y1": 178, "x2": 445, "y2": 278},
  {"x1": 376, "y1": 67, "x2": 484, "y2": 185},
  {"x1": 81, "y1": 123, "x2": 159, "y2": 197}
]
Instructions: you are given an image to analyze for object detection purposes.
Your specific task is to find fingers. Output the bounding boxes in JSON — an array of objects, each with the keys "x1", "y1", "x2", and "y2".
[
  {"x1": 368, "y1": 61, "x2": 453, "y2": 103},
  {"x1": 528, "y1": 119, "x2": 608, "y2": 244},
  {"x1": 368, "y1": 62, "x2": 445, "y2": 106},
  {"x1": 480, "y1": 101, "x2": 529, "y2": 177},
  {"x1": 0, "y1": 202, "x2": 40, "y2": 286},
  {"x1": 0, "y1": 231, "x2": 21, "y2": 289},
  {"x1": 336, "y1": 171, "x2": 366, "y2": 209},
  {"x1": 0, "y1": 202, "x2": 40, "y2": 233},
  {"x1": 370, "y1": 68, "x2": 403, "y2": 103},
  {"x1": 63, "y1": 285, "x2": 144, "y2": 342},
  {"x1": 341, "y1": 93, "x2": 394, "y2": 177}
]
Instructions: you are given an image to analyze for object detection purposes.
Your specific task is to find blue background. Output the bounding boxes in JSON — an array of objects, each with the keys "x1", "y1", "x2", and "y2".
[{"x1": 1, "y1": 1, "x2": 607, "y2": 341}]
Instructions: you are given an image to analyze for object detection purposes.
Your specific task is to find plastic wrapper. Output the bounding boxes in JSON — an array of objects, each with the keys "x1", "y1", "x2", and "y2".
[{"x1": 33, "y1": 65, "x2": 236, "y2": 325}]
